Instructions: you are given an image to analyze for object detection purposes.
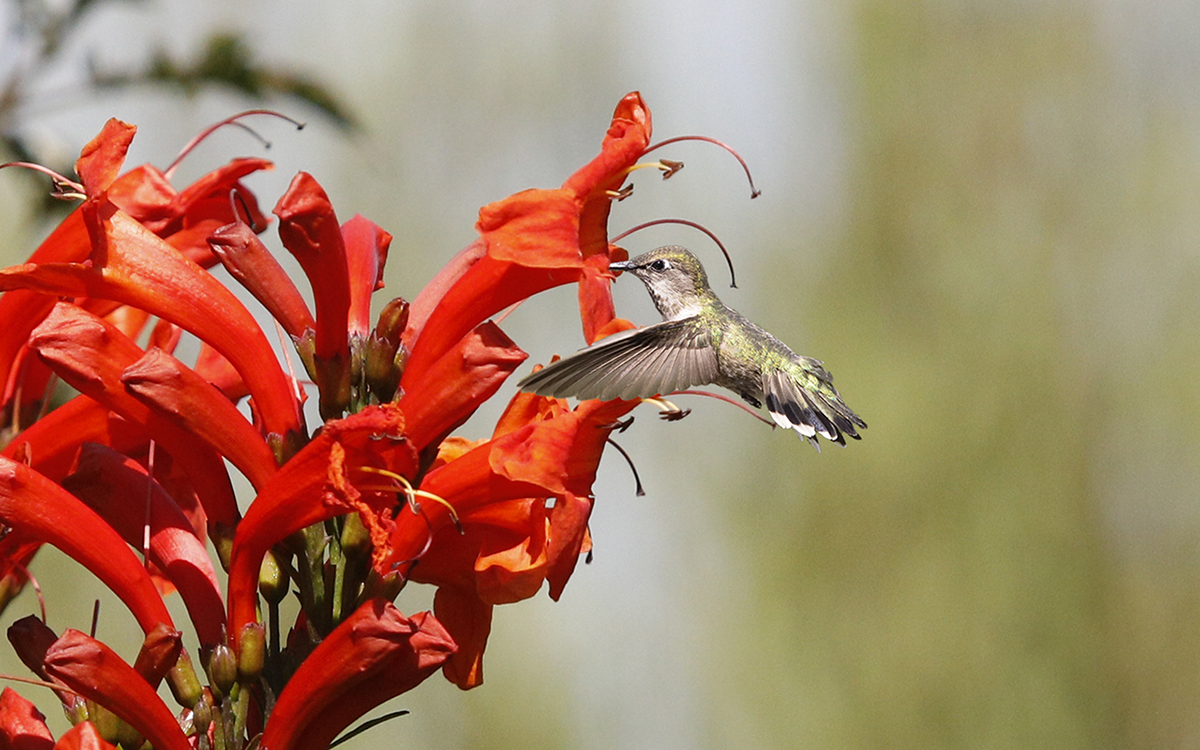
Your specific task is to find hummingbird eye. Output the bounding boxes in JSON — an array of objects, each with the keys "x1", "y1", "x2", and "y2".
[{"x1": 648, "y1": 259, "x2": 669, "y2": 272}]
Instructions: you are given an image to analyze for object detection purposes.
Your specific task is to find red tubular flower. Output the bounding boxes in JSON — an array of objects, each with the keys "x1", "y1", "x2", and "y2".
[
  {"x1": 0, "y1": 457, "x2": 174, "y2": 635},
  {"x1": 53, "y1": 721, "x2": 118, "y2": 750},
  {"x1": 385, "y1": 393, "x2": 637, "y2": 687},
  {"x1": 341, "y1": 214, "x2": 392, "y2": 337},
  {"x1": 28, "y1": 303, "x2": 240, "y2": 536},
  {"x1": 0, "y1": 197, "x2": 302, "y2": 442},
  {"x1": 1, "y1": 395, "x2": 146, "y2": 483},
  {"x1": 62, "y1": 444, "x2": 225, "y2": 647},
  {"x1": 395, "y1": 321, "x2": 528, "y2": 453},
  {"x1": 208, "y1": 222, "x2": 316, "y2": 339},
  {"x1": 0, "y1": 687, "x2": 54, "y2": 750},
  {"x1": 260, "y1": 601, "x2": 455, "y2": 750},
  {"x1": 401, "y1": 92, "x2": 651, "y2": 384},
  {"x1": 226, "y1": 403, "x2": 418, "y2": 642},
  {"x1": 0, "y1": 91, "x2": 706, "y2": 743},
  {"x1": 120, "y1": 347, "x2": 278, "y2": 490},
  {"x1": 42, "y1": 630, "x2": 190, "y2": 750},
  {"x1": 274, "y1": 172, "x2": 352, "y2": 419},
  {"x1": 0, "y1": 119, "x2": 270, "y2": 412}
]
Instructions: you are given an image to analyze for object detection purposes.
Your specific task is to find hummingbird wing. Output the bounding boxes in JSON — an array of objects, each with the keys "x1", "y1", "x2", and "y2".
[
  {"x1": 762, "y1": 362, "x2": 866, "y2": 450},
  {"x1": 517, "y1": 318, "x2": 719, "y2": 401}
]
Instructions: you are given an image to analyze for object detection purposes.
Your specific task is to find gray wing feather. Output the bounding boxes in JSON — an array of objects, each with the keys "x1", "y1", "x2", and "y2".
[{"x1": 518, "y1": 318, "x2": 719, "y2": 401}]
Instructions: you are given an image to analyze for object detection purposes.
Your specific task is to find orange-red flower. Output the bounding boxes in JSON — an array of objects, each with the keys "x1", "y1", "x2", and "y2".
[{"x1": 0, "y1": 91, "x2": 696, "y2": 746}]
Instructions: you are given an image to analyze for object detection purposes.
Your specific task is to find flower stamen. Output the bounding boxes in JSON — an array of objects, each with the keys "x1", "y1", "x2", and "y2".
[
  {"x1": 619, "y1": 160, "x2": 684, "y2": 182},
  {"x1": 643, "y1": 135, "x2": 761, "y2": 198},
  {"x1": 358, "y1": 466, "x2": 461, "y2": 532},
  {"x1": 612, "y1": 218, "x2": 738, "y2": 288},
  {"x1": 164, "y1": 109, "x2": 306, "y2": 180},
  {"x1": 604, "y1": 437, "x2": 645, "y2": 497},
  {"x1": 670, "y1": 389, "x2": 777, "y2": 425},
  {"x1": 606, "y1": 185, "x2": 634, "y2": 201},
  {"x1": 0, "y1": 162, "x2": 85, "y2": 200},
  {"x1": 641, "y1": 397, "x2": 691, "y2": 421}
]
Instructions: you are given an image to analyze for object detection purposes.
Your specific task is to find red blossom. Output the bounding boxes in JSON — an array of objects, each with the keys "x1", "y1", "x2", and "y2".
[
  {"x1": 42, "y1": 630, "x2": 190, "y2": 750},
  {"x1": 260, "y1": 601, "x2": 455, "y2": 750},
  {"x1": 226, "y1": 403, "x2": 418, "y2": 641},
  {"x1": 341, "y1": 214, "x2": 392, "y2": 337},
  {"x1": 209, "y1": 221, "x2": 316, "y2": 339},
  {"x1": 0, "y1": 687, "x2": 54, "y2": 750},
  {"x1": 274, "y1": 172, "x2": 352, "y2": 419},
  {"x1": 28, "y1": 303, "x2": 240, "y2": 537},
  {"x1": 120, "y1": 347, "x2": 278, "y2": 490},
  {"x1": 0, "y1": 119, "x2": 270, "y2": 412},
  {"x1": 392, "y1": 393, "x2": 637, "y2": 687},
  {"x1": 401, "y1": 92, "x2": 651, "y2": 383},
  {"x1": 0, "y1": 457, "x2": 174, "y2": 635},
  {"x1": 0, "y1": 92, "x2": 694, "y2": 746},
  {"x1": 62, "y1": 444, "x2": 225, "y2": 647}
]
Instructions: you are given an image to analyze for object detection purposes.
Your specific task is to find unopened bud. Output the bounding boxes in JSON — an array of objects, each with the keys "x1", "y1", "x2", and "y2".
[
  {"x1": 166, "y1": 648, "x2": 204, "y2": 709},
  {"x1": 340, "y1": 511, "x2": 371, "y2": 559},
  {"x1": 205, "y1": 643, "x2": 237, "y2": 698},
  {"x1": 237, "y1": 624, "x2": 266, "y2": 684},
  {"x1": 258, "y1": 550, "x2": 290, "y2": 605}
]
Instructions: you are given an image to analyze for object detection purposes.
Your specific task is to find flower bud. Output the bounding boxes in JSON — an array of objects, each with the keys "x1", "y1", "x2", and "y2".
[
  {"x1": 237, "y1": 623, "x2": 266, "y2": 684},
  {"x1": 205, "y1": 643, "x2": 238, "y2": 698},
  {"x1": 258, "y1": 549, "x2": 290, "y2": 605},
  {"x1": 166, "y1": 648, "x2": 204, "y2": 709},
  {"x1": 339, "y1": 511, "x2": 371, "y2": 559}
]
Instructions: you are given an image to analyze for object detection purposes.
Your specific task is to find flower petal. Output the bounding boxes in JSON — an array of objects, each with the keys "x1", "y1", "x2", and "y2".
[
  {"x1": 121, "y1": 347, "x2": 278, "y2": 490},
  {"x1": 1, "y1": 395, "x2": 145, "y2": 482},
  {"x1": 274, "y1": 173, "x2": 351, "y2": 418},
  {"x1": 431, "y1": 586, "x2": 491, "y2": 689},
  {"x1": 62, "y1": 444, "x2": 225, "y2": 647},
  {"x1": 75, "y1": 120, "x2": 137, "y2": 198},
  {"x1": 29, "y1": 303, "x2": 240, "y2": 536},
  {"x1": 260, "y1": 601, "x2": 455, "y2": 750},
  {"x1": 226, "y1": 404, "x2": 417, "y2": 641},
  {"x1": 0, "y1": 457, "x2": 174, "y2": 635},
  {"x1": 0, "y1": 199, "x2": 304, "y2": 441},
  {"x1": 0, "y1": 687, "x2": 53, "y2": 750},
  {"x1": 396, "y1": 322, "x2": 527, "y2": 453},
  {"x1": 42, "y1": 631, "x2": 190, "y2": 750},
  {"x1": 208, "y1": 222, "x2": 315, "y2": 339},
  {"x1": 341, "y1": 214, "x2": 391, "y2": 337}
]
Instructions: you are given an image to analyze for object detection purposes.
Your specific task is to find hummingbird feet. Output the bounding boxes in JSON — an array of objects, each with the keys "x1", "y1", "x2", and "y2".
[{"x1": 740, "y1": 392, "x2": 762, "y2": 410}]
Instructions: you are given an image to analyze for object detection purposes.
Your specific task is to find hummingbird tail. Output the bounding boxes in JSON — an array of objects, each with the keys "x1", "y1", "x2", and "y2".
[{"x1": 763, "y1": 370, "x2": 866, "y2": 449}]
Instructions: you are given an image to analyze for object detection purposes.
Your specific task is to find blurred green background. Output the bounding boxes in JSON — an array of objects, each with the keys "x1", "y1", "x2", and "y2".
[{"x1": 4, "y1": 0, "x2": 1199, "y2": 748}]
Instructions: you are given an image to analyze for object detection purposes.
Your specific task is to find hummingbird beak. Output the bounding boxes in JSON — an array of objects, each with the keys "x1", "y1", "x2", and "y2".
[{"x1": 608, "y1": 260, "x2": 634, "y2": 273}]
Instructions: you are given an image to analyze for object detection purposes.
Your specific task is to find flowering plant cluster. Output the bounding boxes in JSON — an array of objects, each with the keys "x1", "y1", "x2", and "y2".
[{"x1": 0, "y1": 92, "x2": 709, "y2": 750}]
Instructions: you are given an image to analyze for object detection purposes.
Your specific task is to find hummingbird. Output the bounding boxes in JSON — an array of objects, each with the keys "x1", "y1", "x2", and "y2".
[{"x1": 517, "y1": 245, "x2": 866, "y2": 450}]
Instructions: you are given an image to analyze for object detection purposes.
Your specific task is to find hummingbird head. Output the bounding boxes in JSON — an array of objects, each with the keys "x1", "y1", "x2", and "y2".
[{"x1": 609, "y1": 245, "x2": 714, "y2": 321}]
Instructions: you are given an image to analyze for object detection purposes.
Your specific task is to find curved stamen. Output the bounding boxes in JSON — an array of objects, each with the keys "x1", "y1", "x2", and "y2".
[
  {"x1": 331, "y1": 711, "x2": 412, "y2": 749},
  {"x1": 611, "y1": 218, "x2": 738, "y2": 288},
  {"x1": 164, "y1": 110, "x2": 306, "y2": 180},
  {"x1": 643, "y1": 135, "x2": 761, "y2": 198},
  {"x1": 227, "y1": 188, "x2": 261, "y2": 232},
  {"x1": 669, "y1": 389, "x2": 776, "y2": 425},
  {"x1": 0, "y1": 162, "x2": 85, "y2": 200},
  {"x1": 640, "y1": 396, "x2": 691, "y2": 422},
  {"x1": 604, "y1": 437, "x2": 645, "y2": 497},
  {"x1": 616, "y1": 160, "x2": 683, "y2": 183},
  {"x1": 358, "y1": 466, "x2": 461, "y2": 532}
]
